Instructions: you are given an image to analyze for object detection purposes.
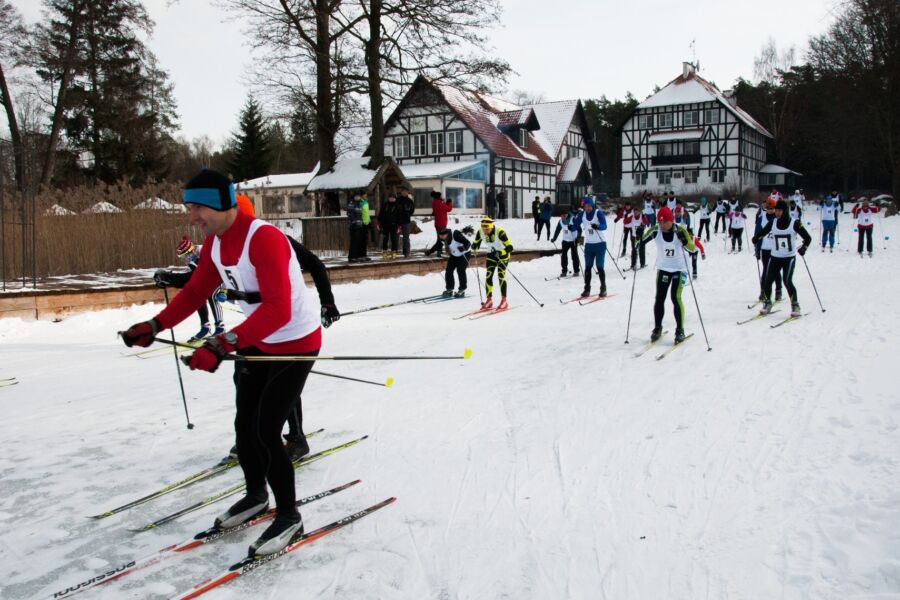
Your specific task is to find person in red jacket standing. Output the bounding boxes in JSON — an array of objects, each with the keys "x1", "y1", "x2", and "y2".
[
  {"x1": 426, "y1": 190, "x2": 453, "y2": 257},
  {"x1": 120, "y1": 169, "x2": 321, "y2": 557},
  {"x1": 852, "y1": 197, "x2": 880, "y2": 257}
]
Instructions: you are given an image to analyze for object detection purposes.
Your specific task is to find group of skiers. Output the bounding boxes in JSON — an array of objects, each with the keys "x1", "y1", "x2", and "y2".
[{"x1": 118, "y1": 165, "x2": 890, "y2": 566}]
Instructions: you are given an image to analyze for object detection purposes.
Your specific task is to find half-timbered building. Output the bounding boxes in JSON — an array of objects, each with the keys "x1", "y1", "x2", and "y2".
[
  {"x1": 619, "y1": 63, "x2": 772, "y2": 197},
  {"x1": 382, "y1": 76, "x2": 596, "y2": 216}
]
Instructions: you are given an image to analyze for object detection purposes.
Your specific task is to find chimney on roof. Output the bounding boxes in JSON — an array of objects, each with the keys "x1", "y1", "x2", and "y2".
[
  {"x1": 682, "y1": 62, "x2": 696, "y2": 78},
  {"x1": 723, "y1": 89, "x2": 738, "y2": 108}
]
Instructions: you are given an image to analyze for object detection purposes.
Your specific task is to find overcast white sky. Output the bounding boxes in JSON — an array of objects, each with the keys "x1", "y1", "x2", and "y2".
[{"x1": 12, "y1": 0, "x2": 839, "y2": 146}]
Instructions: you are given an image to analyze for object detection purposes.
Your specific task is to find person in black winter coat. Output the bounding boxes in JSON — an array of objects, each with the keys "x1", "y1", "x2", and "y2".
[
  {"x1": 396, "y1": 189, "x2": 415, "y2": 257},
  {"x1": 377, "y1": 195, "x2": 404, "y2": 259}
]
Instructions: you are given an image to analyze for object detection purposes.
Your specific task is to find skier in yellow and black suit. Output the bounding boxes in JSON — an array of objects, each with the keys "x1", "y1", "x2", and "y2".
[{"x1": 472, "y1": 217, "x2": 513, "y2": 310}]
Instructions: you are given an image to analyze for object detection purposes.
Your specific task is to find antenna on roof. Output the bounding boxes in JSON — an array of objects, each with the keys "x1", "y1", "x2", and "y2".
[{"x1": 690, "y1": 39, "x2": 696, "y2": 65}]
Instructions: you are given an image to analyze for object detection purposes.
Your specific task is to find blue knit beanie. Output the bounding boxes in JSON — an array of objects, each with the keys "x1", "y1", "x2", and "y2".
[{"x1": 183, "y1": 169, "x2": 236, "y2": 211}]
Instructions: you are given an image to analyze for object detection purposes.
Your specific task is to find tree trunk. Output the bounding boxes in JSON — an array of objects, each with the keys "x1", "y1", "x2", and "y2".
[
  {"x1": 40, "y1": 0, "x2": 85, "y2": 188},
  {"x1": 0, "y1": 63, "x2": 25, "y2": 192},
  {"x1": 365, "y1": 0, "x2": 384, "y2": 170}
]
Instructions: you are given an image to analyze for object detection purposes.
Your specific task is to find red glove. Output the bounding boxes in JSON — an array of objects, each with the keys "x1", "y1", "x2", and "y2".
[
  {"x1": 121, "y1": 319, "x2": 160, "y2": 347},
  {"x1": 187, "y1": 335, "x2": 234, "y2": 373}
]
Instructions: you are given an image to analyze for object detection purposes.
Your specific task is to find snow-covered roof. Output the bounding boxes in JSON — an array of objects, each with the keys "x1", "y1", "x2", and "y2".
[
  {"x1": 648, "y1": 129, "x2": 704, "y2": 143},
  {"x1": 526, "y1": 100, "x2": 581, "y2": 161},
  {"x1": 638, "y1": 72, "x2": 773, "y2": 138},
  {"x1": 83, "y1": 201, "x2": 123, "y2": 214},
  {"x1": 306, "y1": 157, "x2": 406, "y2": 192},
  {"x1": 429, "y1": 82, "x2": 556, "y2": 165},
  {"x1": 236, "y1": 167, "x2": 319, "y2": 191},
  {"x1": 398, "y1": 160, "x2": 485, "y2": 180},
  {"x1": 759, "y1": 164, "x2": 802, "y2": 176},
  {"x1": 557, "y1": 156, "x2": 587, "y2": 183},
  {"x1": 134, "y1": 197, "x2": 187, "y2": 212},
  {"x1": 44, "y1": 204, "x2": 75, "y2": 216}
]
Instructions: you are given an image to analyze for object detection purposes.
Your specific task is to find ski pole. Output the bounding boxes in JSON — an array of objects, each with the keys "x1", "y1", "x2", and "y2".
[
  {"x1": 504, "y1": 262, "x2": 544, "y2": 307},
  {"x1": 605, "y1": 245, "x2": 626, "y2": 280},
  {"x1": 877, "y1": 210, "x2": 888, "y2": 250},
  {"x1": 342, "y1": 294, "x2": 443, "y2": 316},
  {"x1": 745, "y1": 227, "x2": 760, "y2": 279},
  {"x1": 309, "y1": 369, "x2": 394, "y2": 387},
  {"x1": 624, "y1": 262, "x2": 638, "y2": 344},
  {"x1": 800, "y1": 254, "x2": 826, "y2": 312},
  {"x1": 680, "y1": 245, "x2": 712, "y2": 351},
  {"x1": 163, "y1": 288, "x2": 194, "y2": 430},
  {"x1": 463, "y1": 251, "x2": 483, "y2": 303}
]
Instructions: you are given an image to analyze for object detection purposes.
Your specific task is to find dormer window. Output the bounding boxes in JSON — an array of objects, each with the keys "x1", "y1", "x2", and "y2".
[{"x1": 518, "y1": 128, "x2": 528, "y2": 148}]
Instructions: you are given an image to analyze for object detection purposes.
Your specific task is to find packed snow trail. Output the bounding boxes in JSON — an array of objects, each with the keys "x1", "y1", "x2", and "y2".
[{"x1": 0, "y1": 211, "x2": 898, "y2": 598}]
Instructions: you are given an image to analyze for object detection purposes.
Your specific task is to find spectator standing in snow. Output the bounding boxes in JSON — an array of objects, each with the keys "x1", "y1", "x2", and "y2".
[
  {"x1": 377, "y1": 194, "x2": 403, "y2": 259},
  {"x1": 537, "y1": 197, "x2": 553, "y2": 240},
  {"x1": 347, "y1": 193, "x2": 371, "y2": 262},
  {"x1": 425, "y1": 190, "x2": 452, "y2": 257},
  {"x1": 396, "y1": 189, "x2": 415, "y2": 258},
  {"x1": 531, "y1": 196, "x2": 541, "y2": 234}
]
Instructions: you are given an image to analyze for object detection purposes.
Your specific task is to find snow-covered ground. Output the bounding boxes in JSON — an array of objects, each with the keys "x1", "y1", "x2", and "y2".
[{"x1": 1, "y1": 209, "x2": 899, "y2": 599}]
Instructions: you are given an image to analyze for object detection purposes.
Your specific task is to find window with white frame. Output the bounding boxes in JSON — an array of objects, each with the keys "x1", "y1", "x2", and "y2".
[
  {"x1": 712, "y1": 169, "x2": 726, "y2": 183},
  {"x1": 684, "y1": 110, "x2": 700, "y2": 126},
  {"x1": 685, "y1": 169, "x2": 699, "y2": 184},
  {"x1": 518, "y1": 128, "x2": 528, "y2": 148},
  {"x1": 633, "y1": 172, "x2": 647, "y2": 186},
  {"x1": 704, "y1": 108, "x2": 719, "y2": 124},
  {"x1": 658, "y1": 143, "x2": 674, "y2": 157},
  {"x1": 447, "y1": 131, "x2": 463, "y2": 154},
  {"x1": 429, "y1": 132, "x2": 444, "y2": 155},
  {"x1": 683, "y1": 140, "x2": 700, "y2": 155},
  {"x1": 658, "y1": 113, "x2": 673, "y2": 128},
  {"x1": 393, "y1": 136, "x2": 410, "y2": 158},
  {"x1": 658, "y1": 171, "x2": 672, "y2": 185},
  {"x1": 638, "y1": 114, "x2": 655, "y2": 129},
  {"x1": 411, "y1": 133, "x2": 427, "y2": 156}
]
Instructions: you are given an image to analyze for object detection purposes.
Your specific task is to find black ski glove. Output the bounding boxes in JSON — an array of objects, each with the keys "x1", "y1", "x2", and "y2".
[
  {"x1": 591, "y1": 224, "x2": 599, "y2": 230},
  {"x1": 153, "y1": 269, "x2": 173, "y2": 288},
  {"x1": 321, "y1": 304, "x2": 341, "y2": 328},
  {"x1": 798, "y1": 245, "x2": 807, "y2": 256}
]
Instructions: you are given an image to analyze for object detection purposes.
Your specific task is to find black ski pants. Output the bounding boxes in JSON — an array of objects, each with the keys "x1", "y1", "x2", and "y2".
[
  {"x1": 857, "y1": 227, "x2": 873, "y2": 253},
  {"x1": 763, "y1": 255, "x2": 797, "y2": 303},
  {"x1": 537, "y1": 219, "x2": 551, "y2": 240},
  {"x1": 630, "y1": 227, "x2": 646, "y2": 269},
  {"x1": 714, "y1": 212, "x2": 727, "y2": 233},
  {"x1": 697, "y1": 218, "x2": 710, "y2": 241},
  {"x1": 654, "y1": 269, "x2": 685, "y2": 329},
  {"x1": 730, "y1": 227, "x2": 743, "y2": 251},
  {"x1": 560, "y1": 240, "x2": 580, "y2": 274},
  {"x1": 620, "y1": 227, "x2": 633, "y2": 256},
  {"x1": 759, "y1": 249, "x2": 782, "y2": 296},
  {"x1": 234, "y1": 348, "x2": 317, "y2": 518},
  {"x1": 445, "y1": 253, "x2": 469, "y2": 291}
]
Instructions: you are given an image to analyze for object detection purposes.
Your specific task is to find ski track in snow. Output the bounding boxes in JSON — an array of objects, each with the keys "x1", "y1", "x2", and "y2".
[{"x1": 0, "y1": 212, "x2": 899, "y2": 599}]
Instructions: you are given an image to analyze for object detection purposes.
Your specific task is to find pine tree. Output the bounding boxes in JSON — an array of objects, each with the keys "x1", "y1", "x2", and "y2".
[
  {"x1": 227, "y1": 97, "x2": 272, "y2": 181},
  {"x1": 35, "y1": 0, "x2": 178, "y2": 186}
]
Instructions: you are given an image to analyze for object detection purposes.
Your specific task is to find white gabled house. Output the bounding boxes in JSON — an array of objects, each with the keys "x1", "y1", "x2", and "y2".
[
  {"x1": 619, "y1": 63, "x2": 772, "y2": 197},
  {"x1": 381, "y1": 76, "x2": 597, "y2": 215},
  {"x1": 236, "y1": 170, "x2": 318, "y2": 217}
]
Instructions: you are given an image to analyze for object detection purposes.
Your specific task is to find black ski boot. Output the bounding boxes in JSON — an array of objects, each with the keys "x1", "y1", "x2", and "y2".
[
  {"x1": 580, "y1": 286, "x2": 590, "y2": 298},
  {"x1": 650, "y1": 327, "x2": 662, "y2": 342},
  {"x1": 441, "y1": 289, "x2": 453, "y2": 298},
  {"x1": 453, "y1": 289, "x2": 466, "y2": 298},
  {"x1": 249, "y1": 512, "x2": 303, "y2": 556},
  {"x1": 284, "y1": 437, "x2": 310, "y2": 462},
  {"x1": 215, "y1": 492, "x2": 269, "y2": 529},
  {"x1": 598, "y1": 284, "x2": 607, "y2": 298},
  {"x1": 674, "y1": 328, "x2": 686, "y2": 344}
]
